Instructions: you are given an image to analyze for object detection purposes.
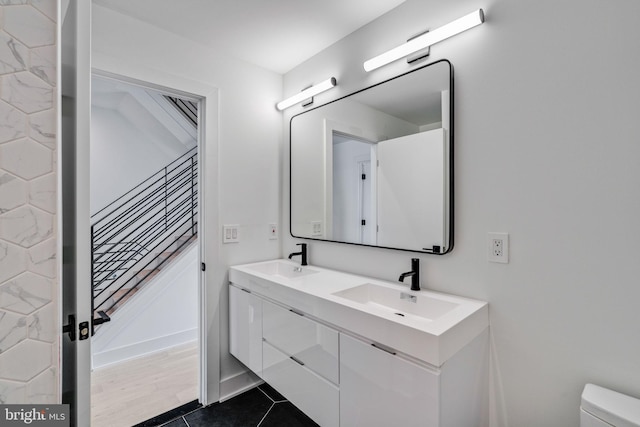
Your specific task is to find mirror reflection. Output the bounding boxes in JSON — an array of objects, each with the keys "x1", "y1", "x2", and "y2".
[{"x1": 290, "y1": 60, "x2": 453, "y2": 253}]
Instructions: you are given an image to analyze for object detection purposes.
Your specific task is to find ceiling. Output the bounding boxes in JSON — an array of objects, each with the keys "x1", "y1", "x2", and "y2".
[{"x1": 92, "y1": 0, "x2": 406, "y2": 74}]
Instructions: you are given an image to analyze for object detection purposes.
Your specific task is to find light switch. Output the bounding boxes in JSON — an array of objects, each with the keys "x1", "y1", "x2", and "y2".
[{"x1": 223, "y1": 224, "x2": 239, "y2": 243}]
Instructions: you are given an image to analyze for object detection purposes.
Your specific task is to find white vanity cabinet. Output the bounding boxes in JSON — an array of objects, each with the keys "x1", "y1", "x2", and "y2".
[
  {"x1": 262, "y1": 300, "x2": 339, "y2": 427},
  {"x1": 340, "y1": 333, "x2": 440, "y2": 426},
  {"x1": 228, "y1": 284, "x2": 263, "y2": 376},
  {"x1": 341, "y1": 331, "x2": 490, "y2": 427},
  {"x1": 228, "y1": 260, "x2": 489, "y2": 427}
]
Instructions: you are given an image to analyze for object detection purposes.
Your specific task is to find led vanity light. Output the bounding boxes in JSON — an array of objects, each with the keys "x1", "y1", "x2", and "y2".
[
  {"x1": 276, "y1": 77, "x2": 337, "y2": 111},
  {"x1": 363, "y1": 9, "x2": 485, "y2": 72}
]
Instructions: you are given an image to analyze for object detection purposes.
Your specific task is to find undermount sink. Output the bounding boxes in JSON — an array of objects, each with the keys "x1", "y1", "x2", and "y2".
[
  {"x1": 244, "y1": 259, "x2": 319, "y2": 280},
  {"x1": 332, "y1": 283, "x2": 459, "y2": 323}
]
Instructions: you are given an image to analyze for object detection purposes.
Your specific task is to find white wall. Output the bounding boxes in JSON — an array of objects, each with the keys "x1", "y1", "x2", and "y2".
[
  {"x1": 92, "y1": 245, "x2": 198, "y2": 368},
  {"x1": 92, "y1": 4, "x2": 282, "y2": 403},
  {"x1": 283, "y1": 0, "x2": 640, "y2": 426},
  {"x1": 90, "y1": 105, "x2": 192, "y2": 214}
]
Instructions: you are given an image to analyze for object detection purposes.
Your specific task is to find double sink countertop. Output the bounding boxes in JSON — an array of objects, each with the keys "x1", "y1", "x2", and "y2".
[{"x1": 229, "y1": 259, "x2": 488, "y2": 368}]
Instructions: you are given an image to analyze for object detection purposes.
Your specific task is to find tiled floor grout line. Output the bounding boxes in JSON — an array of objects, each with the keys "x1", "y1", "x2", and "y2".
[
  {"x1": 182, "y1": 415, "x2": 190, "y2": 427},
  {"x1": 257, "y1": 386, "x2": 276, "y2": 403},
  {"x1": 256, "y1": 402, "x2": 275, "y2": 427}
]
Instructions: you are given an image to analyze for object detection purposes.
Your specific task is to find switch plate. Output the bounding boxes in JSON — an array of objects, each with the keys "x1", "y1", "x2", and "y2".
[
  {"x1": 223, "y1": 224, "x2": 239, "y2": 243},
  {"x1": 311, "y1": 221, "x2": 322, "y2": 236},
  {"x1": 269, "y1": 223, "x2": 278, "y2": 240},
  {"x1": 488, "y1": 232, "x2": 509, "y2": 263}
]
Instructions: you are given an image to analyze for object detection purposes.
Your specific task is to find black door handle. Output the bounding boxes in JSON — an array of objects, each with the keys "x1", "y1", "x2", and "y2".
[
  {"x1": 62, "y1": 314, "x2": 76, "y2": 341},
  {"x1": 91, "y1": 310, "x2": 111, "y2": 336}
]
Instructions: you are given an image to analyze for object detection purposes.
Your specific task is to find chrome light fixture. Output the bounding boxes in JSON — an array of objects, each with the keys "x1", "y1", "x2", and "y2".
[
  {"x1": 363, "y1": 9, "x2": 485, "y2": 72},
  {"x1": 276, "y1": 77, "x2": 337, "y2": 111}
]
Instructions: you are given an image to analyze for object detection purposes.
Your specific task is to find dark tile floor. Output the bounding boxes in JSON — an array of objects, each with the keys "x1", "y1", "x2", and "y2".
[{"x1": 137, "y1": 383, "x2": 319, "y2": 427}]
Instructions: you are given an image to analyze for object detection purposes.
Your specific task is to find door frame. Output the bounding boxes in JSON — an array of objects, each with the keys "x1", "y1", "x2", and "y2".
[
  {"x1": 89, "y1": 62, "x2": 220, "y2": 404},
  {"x1": 62, "y1": 57, "x2": 220, "y2": 427},
  {"x1": 89, "y1": 67, "x2": 211, "y2": 399}
]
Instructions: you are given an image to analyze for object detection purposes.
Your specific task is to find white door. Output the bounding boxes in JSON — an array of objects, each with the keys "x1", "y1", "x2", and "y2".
[
  {"x1": 61, "y1": 1, "x2": 92, "y2": 425},
  {"x1": 357, "y1": 160, "x2": 374, "y2": 244},
  {"x1": 377, "y1": 128, "x2": 445, "y2": 251}
]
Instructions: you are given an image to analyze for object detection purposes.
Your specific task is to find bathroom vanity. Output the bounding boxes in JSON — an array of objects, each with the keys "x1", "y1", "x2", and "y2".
[{"x1": 229, "y1": 259, "x2": 489, "y2": 427}]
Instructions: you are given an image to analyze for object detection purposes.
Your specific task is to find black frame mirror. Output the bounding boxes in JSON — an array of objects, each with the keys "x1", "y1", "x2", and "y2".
[{"x1": 290, "y1": 59, "x2": 454, "y2": 254}]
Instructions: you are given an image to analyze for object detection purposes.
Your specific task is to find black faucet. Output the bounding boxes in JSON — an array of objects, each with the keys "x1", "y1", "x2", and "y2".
[
  {"x1": 288, "y1": 243, "x2": 308, "y2": 266},
  {"x1": 398, "y1": 258, "x2": 420, "y2": 291}
]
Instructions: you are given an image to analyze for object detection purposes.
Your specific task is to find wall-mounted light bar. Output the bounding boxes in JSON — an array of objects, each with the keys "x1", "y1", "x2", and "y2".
[
  {"x1": 276, "y1": 77, "x2": 337, "y2": 111},
  {"x1": 363, "y1": 9, "x2": 485, "y2": 72}
]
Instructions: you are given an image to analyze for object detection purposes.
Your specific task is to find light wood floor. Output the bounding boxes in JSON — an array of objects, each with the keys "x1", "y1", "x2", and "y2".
[{"x1": 91, "y1": 342, "x2": 199, "y2": 427}]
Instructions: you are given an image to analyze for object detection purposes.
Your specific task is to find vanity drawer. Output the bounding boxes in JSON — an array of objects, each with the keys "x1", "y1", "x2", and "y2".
[
  {"x1": 263, "y1": 341, "x2": 339, "y2": 427},
  {"x1": 262, "y1": 300, "x2": 339, "y2": 384}
]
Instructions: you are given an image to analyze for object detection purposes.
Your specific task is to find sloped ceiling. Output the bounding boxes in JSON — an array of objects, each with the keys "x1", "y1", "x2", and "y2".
[{"x1": 92, "y1": 0, "x2": 406, "y2": 74}]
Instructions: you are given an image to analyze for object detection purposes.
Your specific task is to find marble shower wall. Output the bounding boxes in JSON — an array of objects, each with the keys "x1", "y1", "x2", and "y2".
[{"x1": 0, "y1": 0, "x2": 58, "y2": 404}]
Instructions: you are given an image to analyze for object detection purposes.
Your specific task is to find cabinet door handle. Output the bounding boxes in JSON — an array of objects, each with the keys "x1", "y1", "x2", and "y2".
[
  {"x1": 371, "y1": 343, "x2": 397, "y2": 355},
  {"x1": 289, "y1": 309, "x2": 304, "y2": 317},
  {"x1": 290, "y1": 356, "x2": 305, "y2": 366}
]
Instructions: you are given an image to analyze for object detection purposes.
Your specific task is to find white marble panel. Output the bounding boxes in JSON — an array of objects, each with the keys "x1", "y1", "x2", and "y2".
[
  {"x1": 0, "y1": 379, "x2": 26, "y2": 404},
  {"x1": 0, "y1": 205, "x2": 53, "y2": 248},
  {"x1": 0, "y1": 72, "x2": 53, "y2": 114},
  {"x1": 28, "y1": 109, "x2": 55, "y2": 148},
  {"x1": 29, "y1": 0, "x2": 56, "y2": 22},
  {"x1": 29, "y1": 45, "x2": 55, "y2": 86},
  {"x1": 0, "y1": 241, "x2": 26, "y2": 283},
  {"x1": 0, "y1": 172, "x2": 27, "y2": 214},
  {"x1": 28, "y1": 172, "x2": 55, "y2": 213},
  {"x1": 0, "y1": 100, "x2": 26, "y2": 143},
  {"x1": 26, "y1": 367, "x2": 55, "y2": 403},
  {"x1": 27, "y1": 302, "x2": 54, "y2": 342},
  {"x1": 3, "y1": 6, "x2": 55, "y2": 48},
  {"x1": 0, "y1": 272, "x2": 51, "y2": 314},
  {"x1": 0, "y1": 310, "x2": 27, "y2": 352},
  {"x1": 0, "y1": 138, "x2": 53, "y2": 179},
  {"x1": 27, "y1": 237, "x2": 55, "y2": 278},
  {"x1": 0, "y1": 31, "x2": 28, "y2": 75},
  {"x1": 0, "y1": 339, "x2": 52, "y2": 381}
]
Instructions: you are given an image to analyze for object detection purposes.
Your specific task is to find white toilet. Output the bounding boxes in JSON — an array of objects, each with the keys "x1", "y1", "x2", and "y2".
[{"x1": 581, "y1": 384, "x2": 640, "y2": 426}]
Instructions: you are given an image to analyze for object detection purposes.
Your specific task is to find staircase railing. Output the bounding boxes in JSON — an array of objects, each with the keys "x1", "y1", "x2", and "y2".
[{"x1": 91, "y1": 147, "x2": 198, "y2": 331}]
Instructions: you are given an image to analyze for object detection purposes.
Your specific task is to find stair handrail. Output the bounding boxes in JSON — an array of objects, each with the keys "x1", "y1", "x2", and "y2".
[
  {"x1": 91, "y1": 146, "x2": 197, "y2": 224},
  {"x1": 91, "y1": 149, "x2": 198, "y2": 332}
]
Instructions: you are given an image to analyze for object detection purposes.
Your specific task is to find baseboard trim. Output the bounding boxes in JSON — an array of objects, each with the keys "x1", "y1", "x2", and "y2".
[
  {"x1": 219, "y1": 369, "x2": 262, "y2": 403},
  {"x1": 93, "y1": 330, "x2": 197, "y2": 369}
]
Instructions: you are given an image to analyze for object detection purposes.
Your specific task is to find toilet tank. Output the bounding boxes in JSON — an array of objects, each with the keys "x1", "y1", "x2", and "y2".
[{"x1": 581, "y1": 384, "x2": 640, "y2": 427}]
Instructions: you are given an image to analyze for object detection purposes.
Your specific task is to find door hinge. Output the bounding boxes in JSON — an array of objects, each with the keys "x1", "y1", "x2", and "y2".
[
  {"x1": 201, "y1": 262, "x2": 206, "y2": 271},
  {"x1": 361, "y1": 219, "x2": 366, "y2": 226}
]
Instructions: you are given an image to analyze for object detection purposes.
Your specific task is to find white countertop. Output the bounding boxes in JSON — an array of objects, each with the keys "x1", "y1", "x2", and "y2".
[{"x1": 229, "y1": 259, "x2": 488, "y2": 367}]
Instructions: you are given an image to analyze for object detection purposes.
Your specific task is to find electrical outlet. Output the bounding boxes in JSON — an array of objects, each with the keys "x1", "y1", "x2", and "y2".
[
  {"x1": 269, "y1": 223, "x2": 278, "y2": 240},
  {"x1": 223, "y1": 224, "x2": 239, "y2": 243},
  {"x1": 488, "y1": 232, "x2": 509, "y2": 263}
]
